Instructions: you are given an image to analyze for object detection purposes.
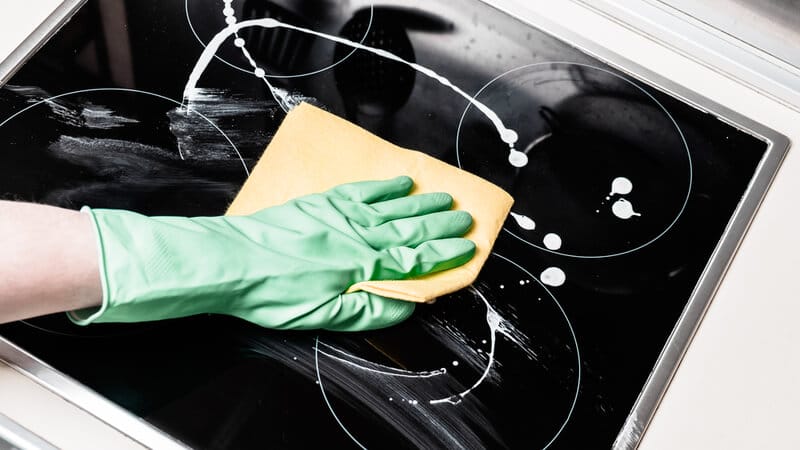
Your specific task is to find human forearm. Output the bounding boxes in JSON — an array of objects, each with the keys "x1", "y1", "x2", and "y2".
[{"x1": 0, "y1": 201, "x2": 102, "y2": 323}]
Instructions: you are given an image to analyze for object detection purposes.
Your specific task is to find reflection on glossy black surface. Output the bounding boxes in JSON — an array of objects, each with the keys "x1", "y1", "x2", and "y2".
[
  {"x1": 0, "y1": 88, "x2": 250, "y2": 213},
  {"x1": 334, "y1": 8, "x2": 417, "y2": 118},
  {"x1": 457, "y1": 63, "x2": 691, "y2": 257},
  {"x1": 0, "y1": 0, "x2": 767, "y2": 448}
]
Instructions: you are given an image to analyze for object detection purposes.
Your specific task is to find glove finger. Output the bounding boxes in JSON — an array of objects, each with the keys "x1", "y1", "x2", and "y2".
[
  {"x1": 323, "y1": 291, "x2": 416, "y2": 332},
  {"x1": 327, "y1": 176, "x2": 413, "y2": 204},
  {"x1": 371, "y1": 237, "x2": 476, "y2": 280},
  {"x1": 336, "y1": 192, "x2": 454, "y2": 227},
  {"x1": 358, "y1": 210, "x2": 473, "y2": 249}
]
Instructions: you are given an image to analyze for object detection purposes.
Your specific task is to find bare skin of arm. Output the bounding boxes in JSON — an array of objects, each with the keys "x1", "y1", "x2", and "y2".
[{"x1": 0, "y1": 201, "x2": 102, "y2": 323}]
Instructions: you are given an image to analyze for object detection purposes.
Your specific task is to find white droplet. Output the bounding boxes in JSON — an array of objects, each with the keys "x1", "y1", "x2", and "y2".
[
  {"x1": 499, "y1": 284, "x2": 504, "y2": 289},
  {"x1": 452, "y1": 361, "x2": 459, "y2": 367},
  {"x1": 234, "y1": 38, "x2": 245, "y2": 47},
  {"x1": 254, "y1": 68, "x2": 266, "y2": 78},
  {"x1": 223, "y1": 7, "x2": 235, "y2": 16},
  {"x1": 508, "y1": 149, "x2": 528, "y2": 167},
  {"x1": 541, "y1": 267, "x2": 566, "y2": 287},
  {"x1": 612, "y1": 198, "x2": 641, "y2": 219},
  {"x1": 519, "y1": 280, "x2": 525, "y2": 285},
  {"x1": 543, "y1": 233, "x2": 562, "y2": 250},
  {"x1": 510, "y1": 212, "x2": 535, "y2": 230},
  {"x1": 225, "y1": 16, "x2": 237, "y2": 25},
  {"x1": 610, "y1": 177, "x2": 633, "y2": 196},
  {"x1": 501, "y1": 129, "x2": 518, "y2": 145}
]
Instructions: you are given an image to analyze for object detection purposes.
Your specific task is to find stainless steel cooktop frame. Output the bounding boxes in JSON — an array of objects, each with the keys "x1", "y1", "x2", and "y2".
[
  {"x1": 483, "y1": 1, "x2": 791, "y2": 448},
  {"x1": 573, "y1": 0, "x2": 800, "y2": 114},
  {"x1": 0, "y1": 1, "x2": 85, "y2": 86},
  {"x1": 0, "y1": 2, "x2": 191, "y2": 448},
  {"x1": 0, "y1": 1, "x2": 791, "y2": 449}
]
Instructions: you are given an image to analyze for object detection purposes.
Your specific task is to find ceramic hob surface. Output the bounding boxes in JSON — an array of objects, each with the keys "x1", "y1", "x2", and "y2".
[{"x1": 0, "y1": 0, "x2": 783, "y2": 448}]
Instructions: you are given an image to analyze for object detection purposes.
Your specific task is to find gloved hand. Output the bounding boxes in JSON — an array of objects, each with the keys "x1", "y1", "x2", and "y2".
[{"x1": 69, "y1": 176, "x2": 475, "y2": 331}]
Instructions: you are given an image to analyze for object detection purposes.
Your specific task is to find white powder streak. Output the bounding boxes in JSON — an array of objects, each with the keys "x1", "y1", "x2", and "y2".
[{"x1": 183, "y1": 18, "x2": 519, "y2": 150}]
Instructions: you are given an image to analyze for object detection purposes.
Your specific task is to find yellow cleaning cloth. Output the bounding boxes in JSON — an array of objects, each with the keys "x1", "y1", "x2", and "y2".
[{"x1": 225, "y1": 102, "x2": 513, "y2": 303}]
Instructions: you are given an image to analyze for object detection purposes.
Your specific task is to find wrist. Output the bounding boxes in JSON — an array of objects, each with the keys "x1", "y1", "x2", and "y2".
[
  {"x1": 67, "y1": 206, "x2": 108, "y2": 324},
  {"x1": 69, "y1": 208, "x2": 236, "y2": 325}
]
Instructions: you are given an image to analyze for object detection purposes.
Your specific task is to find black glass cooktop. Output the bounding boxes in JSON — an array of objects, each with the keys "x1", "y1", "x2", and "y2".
[{"x1": 0, "y1": 0, "x2": 775, "y2": 448}]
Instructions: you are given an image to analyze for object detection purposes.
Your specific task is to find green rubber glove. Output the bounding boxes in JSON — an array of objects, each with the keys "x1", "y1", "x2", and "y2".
[{"x1": 69, "y1": 176, "x2": 475, "y2": 331}]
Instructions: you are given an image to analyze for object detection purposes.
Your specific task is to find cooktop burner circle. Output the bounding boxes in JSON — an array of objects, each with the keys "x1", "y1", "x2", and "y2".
[
  {"x1": 0, "y1": 87, "x2": 248, "y2": 207},
  {"x1": 0, "y1": 86, "x2": 249, "y2": 334},
  {"x1": 184, "y1": 0, "x2": 373, "y2": 79},
  {"x1": 314, "y1": 252, "x2": 580, "y2": 449},
  {"x1": 0, "y1": 86, "x2": 248, "y2": 334},
  {"x1": 456, "y1": 62, "x2": 692, "y2": 258}
]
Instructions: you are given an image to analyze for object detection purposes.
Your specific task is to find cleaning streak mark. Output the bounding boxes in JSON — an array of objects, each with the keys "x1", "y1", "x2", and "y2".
[{"x1": 183, "y1": 16, "x2": 521, "y2": 163}]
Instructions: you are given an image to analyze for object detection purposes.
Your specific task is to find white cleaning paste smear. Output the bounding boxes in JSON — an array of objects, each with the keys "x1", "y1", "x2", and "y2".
[
  {"x1": 184, "y1": 17, "x2": 521, "y2": 161},
  {"x1": 430, "y1": 296, "x2": 502, "y2": 405},
  {"x1": 540, "y1": 267, "x2": 566, "y2": 287},
  {"x1": 508, "y1": 149, "x2": 528, "y2": 167},
  {"x1": 612, "y1": 198, "x2": 641, "y2": 219},
  {"x1": 510, "y1": 212, "x2": 535, "y2": 230},
  {"x1": 543, "y1": 233, "x2": 562, "y2": 250},
  {"x1": 610, "y1": 177, "x2": 633, "y2": 196}
]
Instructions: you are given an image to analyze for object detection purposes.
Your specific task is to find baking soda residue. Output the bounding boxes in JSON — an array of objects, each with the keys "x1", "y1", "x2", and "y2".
[
  {"x1": 612, "y1": 198, "x2": 641, "y2": 219},
  {"x1": 510, "y1": 212, "x2": 535, "y2": 230},
  {"x1": 543, "y1": 233, "x2": 562, "y2": 250},
  {"x1": 540, "y1": 267, "x2": 566, "y2": 287}
]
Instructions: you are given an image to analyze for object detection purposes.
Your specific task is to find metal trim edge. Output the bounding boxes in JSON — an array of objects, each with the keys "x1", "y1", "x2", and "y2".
[
  {"x1": 572, "y1": 0, "x2": 800, "y2": 113},
  {"x1": 0, "y1": 0, "x2": 87, "y2": 86},
  {"x1": 476, "y1": 1, "x2": 791, "y2": 448},
  {"x1": 0, "y1": 337, "x2": 191, "y2": 450},
  {"x1": 0, "y1": 0, "x2": 791, "y2": 448}
]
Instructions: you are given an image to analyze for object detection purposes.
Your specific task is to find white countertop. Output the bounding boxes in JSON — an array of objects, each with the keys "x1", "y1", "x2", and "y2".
[
  {"x1": 1, "y1": 1, "x2": 798, "y2": 448},
  {"x1": 0, "y1": 361, "x2": 145, "y2": 450},
  {"x1": 0, "y1": 2, "x2": 62, "y2": 59},
  {"x1": 524, "y1": 2, "x2": 800, "y2": 449},
  {"x1": 0, "y1": 4, "x2": 146, "y2": 448}
]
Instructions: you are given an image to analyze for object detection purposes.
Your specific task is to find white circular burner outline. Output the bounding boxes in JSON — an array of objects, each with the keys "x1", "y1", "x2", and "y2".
[
  {"x1": 314, "y1": 252, "x2": 581, "y2": 450},
  {"x1": 455, "y1": 61, "x2": 693, "y2": 259},
  {"x1": 0, "y1": 87, "x2": 248, "y2": 174},
  {"x1": 0, "y1": 86, "x2": 246, "y2": 337},
  {"x1": 184, "y1": 0, "x2": 373, "y2": 79}
]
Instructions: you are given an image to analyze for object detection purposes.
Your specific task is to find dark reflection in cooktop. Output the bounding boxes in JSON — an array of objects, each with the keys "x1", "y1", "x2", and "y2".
[{"x1": 0, "y1": 0, "x2": 767, "y2": 448}]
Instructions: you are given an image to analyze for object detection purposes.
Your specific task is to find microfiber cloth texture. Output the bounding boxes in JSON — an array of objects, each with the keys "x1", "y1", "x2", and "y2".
[{"x1": 225, "y1": 102, "x2": 514, "y2": 303}]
